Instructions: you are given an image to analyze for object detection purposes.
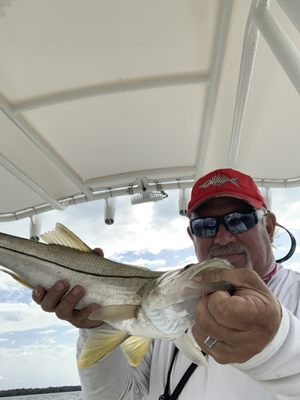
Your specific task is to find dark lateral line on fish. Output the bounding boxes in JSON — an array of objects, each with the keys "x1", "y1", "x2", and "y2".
[{"x1": 0, "y1": 245, "x2": 155, "y2": 279}]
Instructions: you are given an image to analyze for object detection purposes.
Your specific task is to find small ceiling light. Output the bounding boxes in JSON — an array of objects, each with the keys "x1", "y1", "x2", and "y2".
[
  {"x1": 131, "y1": 191, "x2": 167, "y2": 205},
  {"x1": 130, "y1": 178, "x2": 168, "y2": 205}
]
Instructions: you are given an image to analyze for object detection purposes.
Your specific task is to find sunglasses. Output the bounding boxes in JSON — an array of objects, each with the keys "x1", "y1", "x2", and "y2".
[{"x1": 190, "y1": 209, "x2": 266, "y2": 238}]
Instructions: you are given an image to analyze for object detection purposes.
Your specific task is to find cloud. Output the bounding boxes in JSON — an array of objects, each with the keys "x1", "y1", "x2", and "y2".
[
  {"x1": 120, "y1": 257, "x2": 167, "y2": 270},
  {"x1": 0, "y1": 342, "x2": 79, "y2": 389},
  {"x1": 33, "y1": 192, "x2": 193, "y2": 258},
  {"x1": 65, "y1": 327, "x2": 78, "y2": 335},
  {"x1": 0, "y1": 301, "x2": 67, "y2": 334},
  {"x1": 37, "y1": 329, "x2": 57, "y2": 335},
  {"x1": 272, "y1": 189, "x2": 300, "y2": 229},
  {"x1": 0, "y1": 273, "x2": 30, "y2": 302}
]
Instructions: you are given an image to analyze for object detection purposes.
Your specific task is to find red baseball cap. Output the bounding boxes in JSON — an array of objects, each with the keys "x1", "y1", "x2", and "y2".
[{"x1": 187, "y1": 168, "x2": 267, "y2": 214}]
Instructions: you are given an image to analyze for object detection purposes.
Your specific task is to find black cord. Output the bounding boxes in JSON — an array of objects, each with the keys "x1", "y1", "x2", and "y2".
[
  {"x1": 159, "y1": 346, "x2": 198, "y2": 400},
  {"x1": 275, "y1": 223, "x2": 296, "y2": 263},
  {"x1": 159, "y1": 347, "x2": 179, "y2": 400}
]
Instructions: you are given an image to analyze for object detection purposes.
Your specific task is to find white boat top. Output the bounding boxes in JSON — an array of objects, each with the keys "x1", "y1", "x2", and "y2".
[{"x1": 0, "y1": 0, "x2": 300, "y2": 222}]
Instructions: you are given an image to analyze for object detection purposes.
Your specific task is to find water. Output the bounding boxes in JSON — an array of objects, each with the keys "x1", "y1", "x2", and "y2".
[{"x1": 0, "y1": 392, "x2": 82, "y2": 400}]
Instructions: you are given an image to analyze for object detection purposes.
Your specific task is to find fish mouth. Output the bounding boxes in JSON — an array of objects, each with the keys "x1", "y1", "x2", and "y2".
[{"x1": 215, "y1": 253, "x2": 244, "y2": 263}]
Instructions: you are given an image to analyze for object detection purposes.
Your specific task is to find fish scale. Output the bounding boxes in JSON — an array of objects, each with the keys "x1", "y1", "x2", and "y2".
[{"x1": 0, "y1": 235, "x2": 160, "y2": 307}]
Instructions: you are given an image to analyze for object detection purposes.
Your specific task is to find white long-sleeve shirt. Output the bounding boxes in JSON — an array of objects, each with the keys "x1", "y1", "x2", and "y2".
[{"x1": 77, "y1": 264, "x2": 300, "y2": 399}]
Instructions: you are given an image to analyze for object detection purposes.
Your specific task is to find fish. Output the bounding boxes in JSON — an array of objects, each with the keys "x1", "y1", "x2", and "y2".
[
  {"x1": 199, "y1": 173, "x2": 239, "y2": 189},
  {"x1": 0, "y1": 223, "x2": 234, "y2": 368}
]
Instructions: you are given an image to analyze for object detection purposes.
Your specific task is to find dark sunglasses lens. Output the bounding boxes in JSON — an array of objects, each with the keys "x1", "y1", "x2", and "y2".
[
  {"x1": 191, "y1": 217, "x2": 217, "y2": 238},
  {"x1": 191, "y1": 210, "x2": 263, "y2": 238},
  {"x1": 224, "y1": 211, "x2": 258, "y2": 234}
]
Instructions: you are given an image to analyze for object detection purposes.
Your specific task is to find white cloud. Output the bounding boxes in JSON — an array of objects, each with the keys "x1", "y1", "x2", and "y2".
[
  {"x1": 36, "y1": 194, "x2": 193, "y2": 258},
  {"x1": 0, "y1": 343, "x2": 79, "y2": 389},
  {"x1": 0, "y1": 301, "x2": 67, "y2": 334},
  {"x1": 0, "y1": 273, "x2": 27, "y2": 299},
  {"x1": 37, "y1": 329, "x2": 57, "y2": 335},
  {"x1": 121, "y1": 257, "x2": 167, "y2": 270},
  {"x1": 65, "y1": 327, "x2": 78, "y2": 335},
  {"x1": 272, "y1": 188, "x2": 300, "y2": 229}
]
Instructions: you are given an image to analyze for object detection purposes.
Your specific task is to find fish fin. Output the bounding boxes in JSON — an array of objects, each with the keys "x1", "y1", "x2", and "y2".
[
  {"x1": 88, "y1": 305, "x2": 139, "y2": 321},
  {"x1": 78, "y1": 330, "x2": 129, "y2": 368},
  {"x1": 120, "y1": 336, "x2": 152, "y2": 367},
  {"x1": 175, "y1": 333, "x2": 208, "y2": 368},
  {"x1": 0, "y1": 267, "x2": 33, "y2": 289},
  {"x1": 40, "y1": 223, "x2": 92, "y2": 252}
]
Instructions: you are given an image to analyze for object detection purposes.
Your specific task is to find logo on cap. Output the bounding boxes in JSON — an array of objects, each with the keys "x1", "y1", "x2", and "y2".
[{"x1": 199, "y1": 173, "x2": 240, "y2": 189}]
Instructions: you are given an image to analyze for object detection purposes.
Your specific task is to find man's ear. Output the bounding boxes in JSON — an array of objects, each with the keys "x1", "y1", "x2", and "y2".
[{"x1": 265, "y1": 212, "x2": 276, "y2": 242}]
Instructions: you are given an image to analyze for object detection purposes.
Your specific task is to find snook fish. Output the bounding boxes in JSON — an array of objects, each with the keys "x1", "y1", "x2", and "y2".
[{"x1": 0, "y1": 223, "x2": 233, "y2": 368}]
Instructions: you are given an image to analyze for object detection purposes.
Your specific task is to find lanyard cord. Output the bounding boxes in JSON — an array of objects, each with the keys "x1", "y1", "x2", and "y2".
[{"x1": 159, "y1": 346, "x2": 198, "y2": 400}]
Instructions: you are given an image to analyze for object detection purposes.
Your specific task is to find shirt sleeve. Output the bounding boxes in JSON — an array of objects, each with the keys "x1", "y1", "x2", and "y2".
[
  {"x1": 77, "y1": 324, "x2": 152, "y2": 400},
  {"x1": 232, "y1": 305, "x2": 300, "y2": 399}
]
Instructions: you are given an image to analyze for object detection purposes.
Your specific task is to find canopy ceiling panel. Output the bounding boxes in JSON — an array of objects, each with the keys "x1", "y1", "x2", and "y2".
[
  {"x1": 0, "y1": 0, "x2": 216, "y2": 101},
  {"x1": 0, "y1": 0, "x2": 300, "y2": 221},
  {"x1": 0, "y1": 168, "x2": 44, "y2": 212},
  {"x1": 23, "y1": 85, "x2": 205, "y2": 180},
  {"x1": 0, "y1": 111, "x2": 79, "y2": 197}
]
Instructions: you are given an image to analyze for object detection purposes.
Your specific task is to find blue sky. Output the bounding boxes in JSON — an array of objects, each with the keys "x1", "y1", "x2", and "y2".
[{"x1": 0, "y1": 187, "x2": 299, "y2": 389}]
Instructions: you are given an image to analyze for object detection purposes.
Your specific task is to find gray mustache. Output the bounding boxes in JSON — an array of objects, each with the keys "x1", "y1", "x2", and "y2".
[{"x1": 209, "y1": 244, "x2": 247, "y2": 258}]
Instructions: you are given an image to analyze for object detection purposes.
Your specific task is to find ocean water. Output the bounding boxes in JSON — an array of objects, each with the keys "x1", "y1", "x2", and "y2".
[{"x1": 0, "y1": 392, "x2": 82, "y2": 400}]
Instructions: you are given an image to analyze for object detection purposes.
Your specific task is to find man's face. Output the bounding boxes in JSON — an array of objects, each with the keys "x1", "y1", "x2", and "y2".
[{"x1": 187, "y1": 197, "x2": 276, "y2": 277}]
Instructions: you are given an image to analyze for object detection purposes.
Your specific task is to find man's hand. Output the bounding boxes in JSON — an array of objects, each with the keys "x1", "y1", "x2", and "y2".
[
  {"x1": 32, "y1": 247, "x2": 105, "y2": 329},
  {"x1": 192, "y1": 268, "x2": 282, "y2": 364}
]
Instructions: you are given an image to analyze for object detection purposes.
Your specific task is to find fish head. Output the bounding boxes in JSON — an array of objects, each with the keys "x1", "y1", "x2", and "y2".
[{"x1": 141, "y1": 258, "x2": 233, "y2": 337}]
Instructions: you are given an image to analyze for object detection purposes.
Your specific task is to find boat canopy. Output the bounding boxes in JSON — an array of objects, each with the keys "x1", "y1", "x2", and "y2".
[{"x1": 0, "y1": 0, "x2": 300, "y2": 222}]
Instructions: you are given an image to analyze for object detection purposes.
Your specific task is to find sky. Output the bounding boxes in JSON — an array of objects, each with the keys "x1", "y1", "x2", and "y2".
[{"x1": 0, "y1": 187, "x2": 300, "y2": 390}]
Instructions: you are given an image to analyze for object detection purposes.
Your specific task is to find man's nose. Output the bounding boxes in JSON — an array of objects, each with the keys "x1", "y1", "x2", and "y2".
[{"x1": 214, "y1": 223, "x2": 236, "y2": 245}]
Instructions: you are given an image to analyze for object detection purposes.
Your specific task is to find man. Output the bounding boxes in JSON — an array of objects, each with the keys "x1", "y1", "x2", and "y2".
[{"x1": 33, "y1": 168, "x2": 300, "y2": 399}]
